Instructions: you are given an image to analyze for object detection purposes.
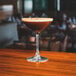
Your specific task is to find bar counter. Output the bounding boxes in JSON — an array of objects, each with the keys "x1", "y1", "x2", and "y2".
[{"x1": 0, "y1": 49, "x2": 76, "y2": 76}]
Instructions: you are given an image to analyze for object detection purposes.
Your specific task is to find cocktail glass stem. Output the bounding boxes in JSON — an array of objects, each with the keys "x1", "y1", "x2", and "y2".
[
  {"x1": 27, "y1": 32, "x2": 48, "y2": 62},
  {"x1": 34, "y1": 33, "x2": 41, "y2": 59}
]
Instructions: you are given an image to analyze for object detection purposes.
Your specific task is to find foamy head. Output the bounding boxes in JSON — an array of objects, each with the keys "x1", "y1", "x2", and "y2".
[{"x1": 22, "y1": 18, "x2": 53, "y2": 22}]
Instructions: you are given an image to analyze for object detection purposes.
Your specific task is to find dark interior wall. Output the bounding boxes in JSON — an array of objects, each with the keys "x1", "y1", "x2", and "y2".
[
  {"x1": 0, "y1": 0, "x2": 17, "y2": 14},
  {"x1": 48, "y1": 0, "x2": 55, "y2": 11},
  {"x1": 33, "y1": 0, "x2": 55, "y2": 11},
  {"x1": 61, "y1": 0, "x2": 76, "y2": 11},
  {"x1": 32, "y1": 0, "x2": 56, "y2": 17},
  {"x1": 61, "y1": 0, "x2": 76, "y2": 16},
  {"x1": 33, "y1": 0, "x2": 48, "y2": 11},
  {"x1": 47, "y1": 0, "x2": 56, "y2": 17}
]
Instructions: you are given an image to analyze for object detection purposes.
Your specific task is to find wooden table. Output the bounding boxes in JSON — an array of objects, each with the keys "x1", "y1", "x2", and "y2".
[{"x1": 0, "y1": 49, "x2": 76, "y2": 76}]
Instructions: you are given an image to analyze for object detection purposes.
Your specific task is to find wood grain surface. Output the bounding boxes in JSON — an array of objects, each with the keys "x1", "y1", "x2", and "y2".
[{"x1": 0, "y1": 49, "x2": 76, "y2": 76}]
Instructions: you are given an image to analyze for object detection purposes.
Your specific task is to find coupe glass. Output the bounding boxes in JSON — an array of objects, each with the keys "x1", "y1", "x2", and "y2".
[{"x1": 22, "y1": 18, "x2": 53, "y2": 62}]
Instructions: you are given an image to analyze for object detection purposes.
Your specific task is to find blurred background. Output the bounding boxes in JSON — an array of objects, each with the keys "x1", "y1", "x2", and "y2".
[{"x1": 0, "y1": 0, "x2": 76, "y2": 52}]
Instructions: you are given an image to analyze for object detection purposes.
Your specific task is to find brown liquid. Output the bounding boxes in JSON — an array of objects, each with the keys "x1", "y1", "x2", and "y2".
[{"x1": 23, "y1": 21, "x2": 51, "y2": 33}]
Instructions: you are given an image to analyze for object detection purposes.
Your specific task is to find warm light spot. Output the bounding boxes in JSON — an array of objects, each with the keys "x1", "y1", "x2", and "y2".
[{"x1": 29, "y1": 37, "x2": 35, "y2": 42}]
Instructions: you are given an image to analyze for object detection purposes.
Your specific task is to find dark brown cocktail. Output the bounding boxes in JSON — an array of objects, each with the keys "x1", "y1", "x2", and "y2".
[
  {"x1": 22, "y1": 18, "x2": 53, "y2": 33},
  {"x1": 22, "y1": 18, "x2": 53, "y2": 62}
]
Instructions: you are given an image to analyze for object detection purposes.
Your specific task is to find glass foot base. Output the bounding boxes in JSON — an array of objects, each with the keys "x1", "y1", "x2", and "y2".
[{"x1": 27, "y1": 56, "x2": 48, "y2": 62}]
